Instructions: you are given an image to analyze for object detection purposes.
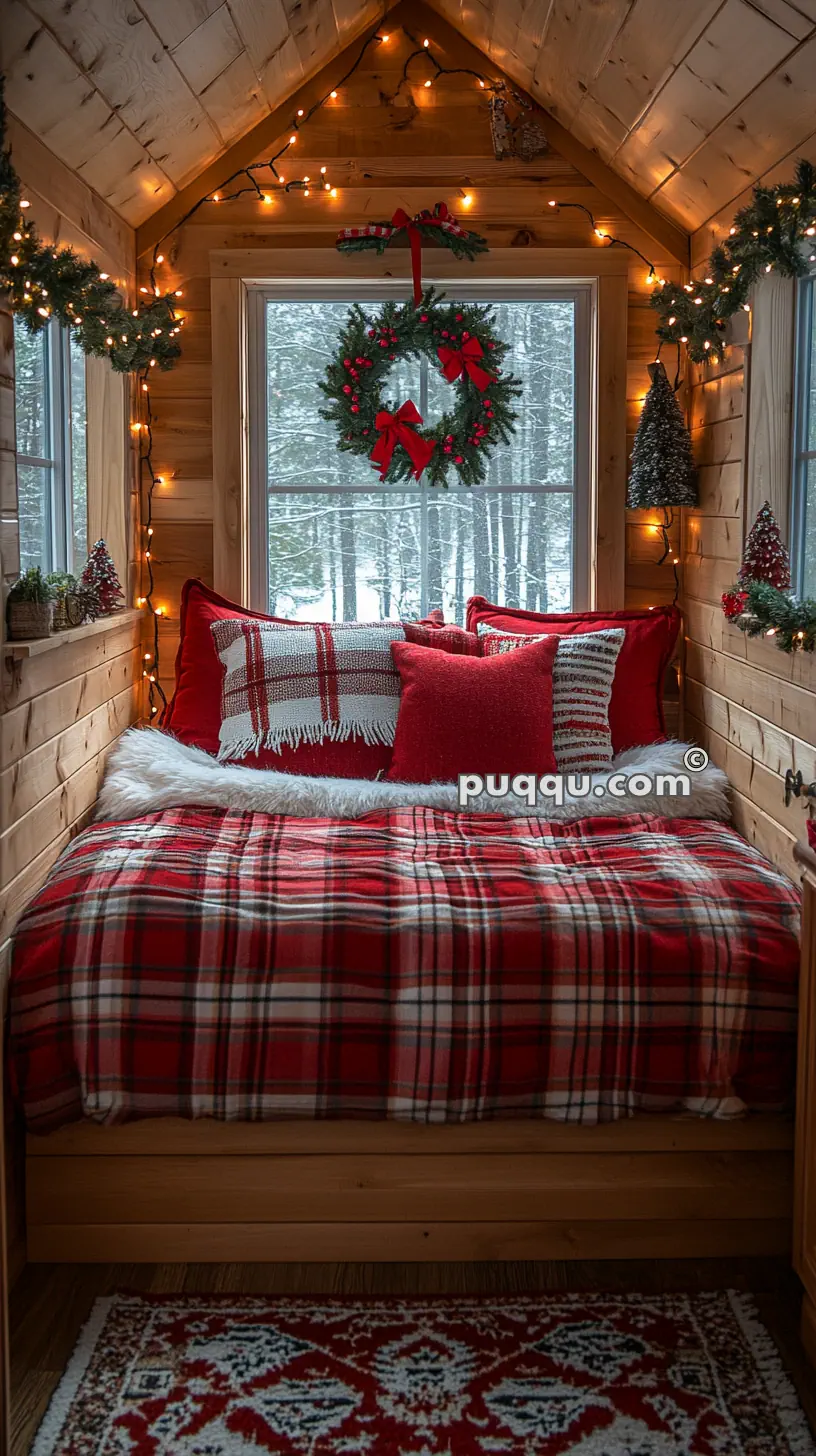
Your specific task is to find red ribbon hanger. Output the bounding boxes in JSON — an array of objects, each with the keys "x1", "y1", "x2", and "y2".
[
  {"x1": 338, "y1": 203, "x2": 473, "y2": 305},
  {"x1": 437, "y1": 335, "x2": 493, "y2": 391},
  {"x1": 369, "y1": 400, "x2": 436, "y2": 481}
]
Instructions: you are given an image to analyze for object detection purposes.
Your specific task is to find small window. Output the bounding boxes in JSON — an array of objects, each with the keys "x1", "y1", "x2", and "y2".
[
  {"x1": 793, "y1": 274, "x2": 816, "y2": 597},
  {"x1": 247, "y1": 285, "x2": 591, "y2": 621},
  {"x1": 13, "y1": 319, "x2": 88, "y2": 574}
]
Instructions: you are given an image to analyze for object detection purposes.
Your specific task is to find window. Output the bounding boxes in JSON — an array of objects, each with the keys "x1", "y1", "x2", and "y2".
[
  {"x1": 248, "y1": 283, "x2": 591, "y2": 622},
  {"x1": 793, "y1": 273, "x2": 816, "y2": 597},
  {"x1": 13, "y1": 318, "x2": 88, "y2": 574}
]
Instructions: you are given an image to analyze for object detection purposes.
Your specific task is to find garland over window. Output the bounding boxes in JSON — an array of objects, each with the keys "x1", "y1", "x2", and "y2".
[
  {"x1": 651, "y1": 159, "x2": 816, "y2": 364},
  {"x1": 0, "y1": 82, "x2": 180, "y2": 373}
]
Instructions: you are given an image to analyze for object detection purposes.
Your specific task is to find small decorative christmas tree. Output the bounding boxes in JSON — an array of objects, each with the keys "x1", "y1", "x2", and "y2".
[
  {"x1": 737, "y1": 501, "x2": 791, "y2": 589},
  {"x1": 80, "y1": 539, "x2": 124, "y2": 616},
  {"x1": 627, "y1": 360, "x2": 697, "y2": 509}
]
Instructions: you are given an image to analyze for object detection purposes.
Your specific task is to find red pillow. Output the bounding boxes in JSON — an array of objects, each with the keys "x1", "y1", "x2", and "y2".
[
  {"x1": 466, "y1": 597, "x2": 680, "y2": 752},
  {"x1": 163, "y1": 580, "x2": 447, "y2": 777},
  {"x1": 387, "y1": 635, "x2": 560, "y2": 784},
  {"x1": 403, "y1": 622, "x2": 480, "y2": 655}
]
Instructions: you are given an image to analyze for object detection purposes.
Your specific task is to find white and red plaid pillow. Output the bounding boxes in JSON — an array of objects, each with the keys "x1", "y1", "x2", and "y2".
[
  {"x1": 211, "y1": 619, "x2": 405, "y2": 763},
  {"x1": 479, "y1": 624, "x2": 625, "y2": 773}
]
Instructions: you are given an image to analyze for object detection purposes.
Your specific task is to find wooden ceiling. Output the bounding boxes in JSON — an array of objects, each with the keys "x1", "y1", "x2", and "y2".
[{"x1": 4, "y1": 0, "x2": 816, "y2": 235}]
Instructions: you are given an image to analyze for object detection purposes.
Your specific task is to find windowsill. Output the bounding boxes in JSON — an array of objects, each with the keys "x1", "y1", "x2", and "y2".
[{"x1": 4, "y1": 607, "x2": 142, "y2": 660}]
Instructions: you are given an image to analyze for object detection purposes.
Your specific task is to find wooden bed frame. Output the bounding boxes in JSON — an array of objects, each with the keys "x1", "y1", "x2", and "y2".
[{"x1": 25, "y1": 1113, "x2": 793, "y2": 1263}]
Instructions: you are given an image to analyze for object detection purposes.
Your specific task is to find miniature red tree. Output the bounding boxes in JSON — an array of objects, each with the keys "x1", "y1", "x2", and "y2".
[
  {"x1": 737, "y1": 501, "x2": 791, "y2": 590},
  {"x1": 80, "y1": 539, "x2": 124, "y2": 615}
]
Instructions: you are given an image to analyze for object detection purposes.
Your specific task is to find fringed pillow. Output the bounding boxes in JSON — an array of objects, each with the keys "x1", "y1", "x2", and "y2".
[
  {"x1": 479, "y1": 624, "x2": 625, "y2": 773},
  {"x1": 212, "y1": 618, "x2": 405, "y2": 765}
]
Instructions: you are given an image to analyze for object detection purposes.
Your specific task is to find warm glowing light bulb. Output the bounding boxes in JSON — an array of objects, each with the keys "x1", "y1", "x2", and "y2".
[
  {"x1": 100, "y1": 272, "x2": 109, "y2": 280},
  {"x1": 304, "y1": 188, "x2": 310, "y2": 196},
  {"x1": 289, "y1": 134, "x2": 297, "y2": 144},
  {"x1": 10, "y1": 254, "x2": 18, "y2": 265},
  {"x1": 548, "y1": 199, "x2": 557, "y2": 208},
  {"x1": 595, "y1": 228, "x2": 606, "y2": 238},
  {"x1": 320, "y1": 165, "x2": 327, "y2": 174},
  {"x1": 212, "y1": 193, "x2": 220, "y2": 202},
  {"x1": 330, "y1": 188, "x2": 338, "y2": 198},
  {"x1": 381, "y1": 34, "x2": 389, "y2": 42},
  {"x1": 156, "y1": 254, "x2": 164, "y2": 263},
  {"x1": 330, "y1": 90, "x2": 338, "y2": 98},
  {"x1": 423, "y1": 37, "x2": 429, "y2": 46},
  {"x1": 461, "y1": 193, "x2": 473, "y2": 207},
  {"x1": 424, "y1": 78, "x2": 432, "y2": 87},
  {"x1": 297, "y1": 108, "x2": 304, "y2": 117},
  {"x1": 263, "y1": 194, "x2": 272, "y2": 205},
  {"x1": 479, "y1": 79, "x2": 485, "y2": 87},
  {"x1": 20, "y1": 199, "x2": 30, "y2": 208}
]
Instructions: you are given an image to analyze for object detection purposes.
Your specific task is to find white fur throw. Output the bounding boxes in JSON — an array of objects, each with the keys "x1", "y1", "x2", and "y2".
[{"x1": 97, "y1": 728, "x2": 731, "y2": 825}]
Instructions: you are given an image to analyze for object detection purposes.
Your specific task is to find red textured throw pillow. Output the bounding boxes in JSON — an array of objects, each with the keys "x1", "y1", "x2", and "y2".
[
  {"x1": 163, "y1": 579, "x2": 445, "y2": 777},
  {"x1": 387, "y1": 635, "x2": 560, "y2": 784},
  {"x1": 403, "y1": 622, "x2": 480, "y2": 655},
  {"x1": 466, "y1": 597, "x2": 680, "y2": 752}
]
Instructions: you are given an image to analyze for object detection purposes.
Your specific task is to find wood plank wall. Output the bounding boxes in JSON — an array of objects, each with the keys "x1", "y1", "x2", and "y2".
[
  {"x1": 138, "y1": 27, "x2": 682, "y2": 706},
  {"x1": 683, "y1": 239, "x2": 816, "y2": 881},
  {"x1": 0, "y1": 119, "x2": 141, "y2": 951}
]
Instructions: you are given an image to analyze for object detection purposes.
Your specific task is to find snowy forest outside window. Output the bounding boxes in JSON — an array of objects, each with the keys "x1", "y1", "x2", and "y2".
[
  {"x1": 13, "y1": 316, "x2": 88, "y2": 575},
  {"x1": 793, "y1": 272, "x2": 816, "y2": 597},
  {"x1": 248, "y1": 285, "x2": 591, "y2": 622}
]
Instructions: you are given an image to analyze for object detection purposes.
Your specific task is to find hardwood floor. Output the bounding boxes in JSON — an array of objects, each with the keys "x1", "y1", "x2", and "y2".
[{"x1": 9, "y1": 1257, "x2": 816, "y2": 1455}]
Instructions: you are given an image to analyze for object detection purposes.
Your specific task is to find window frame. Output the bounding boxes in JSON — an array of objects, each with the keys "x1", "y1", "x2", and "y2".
[
  {"x1": 14, "y1": 318, "x2": 86, "y2": 574},
  {"x1": 792, "y1": 268, "x2": 816, "y2": 596},
  {"x1": 209, "y1": 247, "x2": 629, "y2": 613},
  {"x1": 245, "y1": 277, "x2": 594, "y2": 617}
]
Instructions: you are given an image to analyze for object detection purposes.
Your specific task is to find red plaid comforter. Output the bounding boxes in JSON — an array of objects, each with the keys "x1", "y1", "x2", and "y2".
[{"x1": 8, "y1": 807, "x2": 800, "y2": 1132}]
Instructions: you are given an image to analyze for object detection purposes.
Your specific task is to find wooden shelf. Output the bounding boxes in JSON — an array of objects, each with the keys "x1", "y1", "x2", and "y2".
[{"x1": 3, "y1": 608, "x2": 143, "y2": 660}]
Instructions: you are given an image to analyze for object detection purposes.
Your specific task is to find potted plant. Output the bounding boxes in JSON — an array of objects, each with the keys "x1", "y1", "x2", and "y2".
[{"x1": 6, "y1": 567, "x2": 55, "y2": 640}]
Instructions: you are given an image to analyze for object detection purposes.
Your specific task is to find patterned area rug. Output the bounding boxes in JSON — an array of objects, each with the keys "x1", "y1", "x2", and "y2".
[{"x1": 32, "y1": 1291, "x2": 815, "y2": 1455}]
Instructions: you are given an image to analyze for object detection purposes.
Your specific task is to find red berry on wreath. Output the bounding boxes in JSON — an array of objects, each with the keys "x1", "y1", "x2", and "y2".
[
  {"x1": 462, "y1": 331, "x2": 470, "y2": 340},
  {"x1": 368, "y1": 329, "x2": 375, "y2": 338},
  {"x1": 455, "y1": 313, "x2": 463, "y2": 321},
  {"x1": 379, "y1": 340, "x2": 388, "y2": 348},
  {"x1": 441, "y1": 330, "x2": 449, "y2": 338},
  {"x1": 486, "y1": 409, "x2": 494, "y2": 418},
  {"x1": 351, "y1": 404, "x2": 359, "y2": 413},
  {"x1": 487, "y1": 342, "x2": 495, "y2": 350},
  {"x1": 454, "y1": 455, "x2": 463, "y2": 463},
  {"x1": 343, "y1": 384, "x2": 352, "y2": 394},
  {"x1": 344, "y1": 358, "x2": 352, "y2": 367},
  {"x1": 420, "y1": 314, "x2": 428, "y2": 322}
]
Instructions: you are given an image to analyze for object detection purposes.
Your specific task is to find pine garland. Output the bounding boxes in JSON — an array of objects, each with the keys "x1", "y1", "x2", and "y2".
[
  {"x1": 336, "y1": 203, "x2": 488, "y2": 264},
  {"x1": 0, "y1": 80, "x2": 181, "y2": 373},
  {"x1": 651, "y1": 158, "x2": 816, "y2": 364},
  {"x1": 319, "y1": 287, "x2": 520, "y2": 488},
  {"x1": 729, "y1": 579, "x2": 816, "y2": 653}
]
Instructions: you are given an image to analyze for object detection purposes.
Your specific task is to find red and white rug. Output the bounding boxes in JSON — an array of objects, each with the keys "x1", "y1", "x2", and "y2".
[{"x1": 32, "y1": 1291, "x2": 814, "y2": 1455}]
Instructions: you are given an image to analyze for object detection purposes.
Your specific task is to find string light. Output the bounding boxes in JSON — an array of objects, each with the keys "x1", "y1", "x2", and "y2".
[{"x1": 548, "y1": 199, "x2": 659, "y2": 275}]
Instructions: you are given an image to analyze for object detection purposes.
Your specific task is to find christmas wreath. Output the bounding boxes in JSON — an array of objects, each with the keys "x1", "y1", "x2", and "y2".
[{"x1": 319, "y1": 288, "x2": 520, "y2": 488}]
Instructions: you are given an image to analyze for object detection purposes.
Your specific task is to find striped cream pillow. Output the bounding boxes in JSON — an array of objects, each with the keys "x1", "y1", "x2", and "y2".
[{"x1": 479, "y1": 624, "x2": 625, "y2": 773}]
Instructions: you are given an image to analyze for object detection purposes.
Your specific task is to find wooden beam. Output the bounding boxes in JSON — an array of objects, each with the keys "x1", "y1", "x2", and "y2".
[{"x1": 136, "y1": 0, "x2": 690, "y2": 268}]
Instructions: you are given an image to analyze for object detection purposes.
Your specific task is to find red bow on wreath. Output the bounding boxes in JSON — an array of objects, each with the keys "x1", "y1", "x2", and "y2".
[
  {"x1": 437, "y1": 336, "x2": 493, "y2": 391},
  {"x1": 370, "y1": 400, "x2": 435, "y2": 481}
]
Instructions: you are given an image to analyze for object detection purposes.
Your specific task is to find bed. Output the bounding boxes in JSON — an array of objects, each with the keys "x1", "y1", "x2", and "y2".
[{"x1": 7, "y1": 729, "x2": 801, "y2": 1263}]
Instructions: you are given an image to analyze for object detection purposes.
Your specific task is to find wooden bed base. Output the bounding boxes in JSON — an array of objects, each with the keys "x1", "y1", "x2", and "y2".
[{"x1": 26, "y1": 1114, "x2": 794, "y2": 1263}]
